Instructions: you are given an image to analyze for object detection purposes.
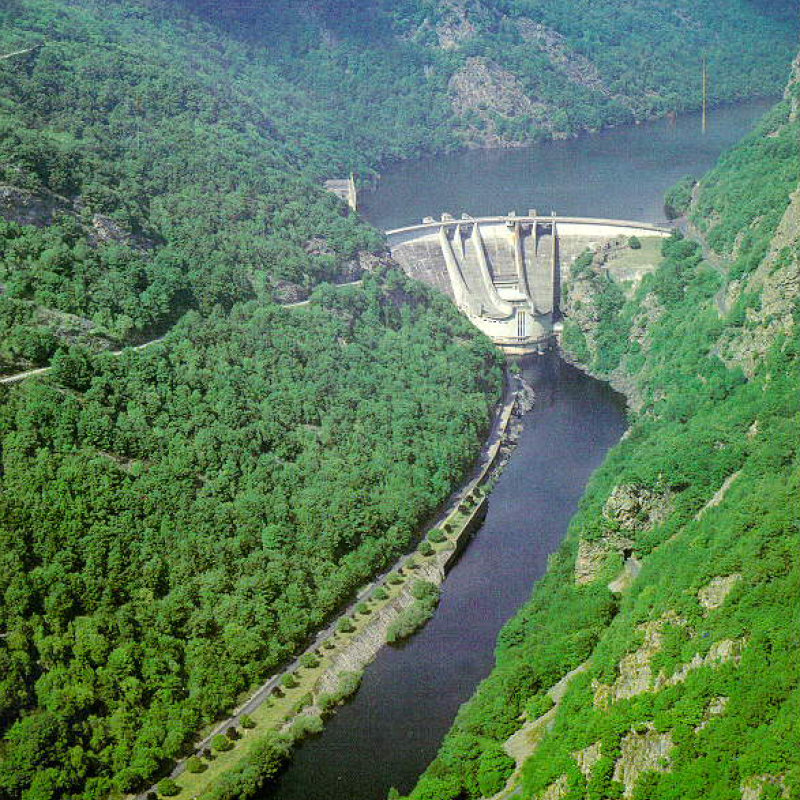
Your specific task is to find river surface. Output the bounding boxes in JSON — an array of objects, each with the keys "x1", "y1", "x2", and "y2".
[{"x1": 264, "y1": 99, "x2": 773, "y2": 800}]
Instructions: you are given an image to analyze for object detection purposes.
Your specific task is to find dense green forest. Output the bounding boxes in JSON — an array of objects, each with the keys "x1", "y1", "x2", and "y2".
[
  {"x1": 180, "y1": 0, "x2": 796, "y2": 146},
  {"x1": 0, "y1": 271, "x2": 502, "y2": 799},
  {"x1": 0, "y1": 1, "x2": 797, "y2": 799},
  {"x1": 0, "y1": 1, "x2": 506, "y2": 798},
  {"x1": 403, "y1": 58, "x2": 799, "y2": 800}
]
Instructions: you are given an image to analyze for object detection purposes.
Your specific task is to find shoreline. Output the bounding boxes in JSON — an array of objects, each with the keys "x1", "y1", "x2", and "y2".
[{"x1": 137, "y1": 366, "x2": 525, "y2": 800}]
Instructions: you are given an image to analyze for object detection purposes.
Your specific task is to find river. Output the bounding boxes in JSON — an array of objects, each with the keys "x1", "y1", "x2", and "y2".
[{"x1": 263, "y1": 98, "x2": 774, "y2": 800}]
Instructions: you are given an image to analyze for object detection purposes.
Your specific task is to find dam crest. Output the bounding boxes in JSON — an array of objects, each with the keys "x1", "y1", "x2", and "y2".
[{"x1": 387, "y1": 213, "x2": 670, "y2": 353}]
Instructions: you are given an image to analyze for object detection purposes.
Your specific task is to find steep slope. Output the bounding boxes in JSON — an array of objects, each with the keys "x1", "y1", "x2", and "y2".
[
  {"x1": 0, "y1": 3, "x2": 796, "y2": 799},
  {"x1": 404, "y1": 53, "x2": 799, "y2": 800},
  {"x1": 0, "y1": 4, "x2": 506, "y2": 799},
  {"x1": 204, "y1": 0, "x2": 797, "y2": 148},
  {"x1": 0, "y1": 0, "x2": 383, "y2": 374}
]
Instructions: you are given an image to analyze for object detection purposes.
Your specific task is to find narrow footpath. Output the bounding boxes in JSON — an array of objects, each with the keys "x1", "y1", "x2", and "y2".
[
  {"x1": 0, "y1": 336, "x2": 167, "y2": 385},
  {"x1": 1, "y1": 280, "x2": 362, "y2": 385}
]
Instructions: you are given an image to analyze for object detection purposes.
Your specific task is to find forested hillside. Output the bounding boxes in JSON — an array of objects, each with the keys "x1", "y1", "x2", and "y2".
[
  {"x1": 179, "y1": 0, "x2": 796, "y2": 147},
  {"x1": 0, "y1": 2, "x2": 507, "y2": 798},
  {"x1": 1, "y1": 0, "x2": 796, "y2": 371},
  {"x1": 0, "y1": 2, "x2": 796, "y2": 799},
  {"x1": 403, "y1": 55, "x2": 799, "y2": 800}
]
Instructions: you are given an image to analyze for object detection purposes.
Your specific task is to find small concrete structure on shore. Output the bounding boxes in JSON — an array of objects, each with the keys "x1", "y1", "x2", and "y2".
[{"x1": 323, "y1": 175, "x2": 357, "y2": 211}]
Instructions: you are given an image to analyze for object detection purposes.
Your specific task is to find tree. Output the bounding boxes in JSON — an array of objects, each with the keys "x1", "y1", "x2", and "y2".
[
  {"x1": 211, "y1": 734, "x2": 233, "y2": 753},
  {"x1": 157, "y1": 778, "x2": 181, "y2": 796},
  {"x1": 337, "y1": 617, "x2": 355, "y2": 634},
  {"x1": 185, "y1": 756, "x2": 205, "y2": 774},
  {"x1": 281, "y1": 673, "x2": 298, "y2": 690}
]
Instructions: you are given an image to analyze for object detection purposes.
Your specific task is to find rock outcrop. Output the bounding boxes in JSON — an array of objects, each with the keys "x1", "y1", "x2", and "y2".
[
  {"x1": 514, "y1": 20, "x2": 608, "y2": 96},
  {"x1": 0, "y1": 184, "x2": 72, "y2": 227},
  {"x1": 603, "y1": 483, "x2": 672, "y2": 532},
  {"x1": 698, "y1": 574, "x2": 741, "y2": 611},
  {"x1": 448, "y1": 57, "x2": 550, "y2": 148},
  {"x1": 575, "y1": 483, "x2": 671, "y2": 585},
  {"x1": 715, "y1": 183, "x2": 800, "y2": 378},
  {"x1": 0, "y1": 184, "x2": 154, "y2": 250},
  {"x1": 612, "y1": 726, "x2": 673, "y2": 797}
]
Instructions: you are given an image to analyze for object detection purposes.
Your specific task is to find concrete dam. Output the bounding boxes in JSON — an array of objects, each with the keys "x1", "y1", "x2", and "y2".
[{"x1": 387, "y1": 213, "x2": 671, "y2": 353}]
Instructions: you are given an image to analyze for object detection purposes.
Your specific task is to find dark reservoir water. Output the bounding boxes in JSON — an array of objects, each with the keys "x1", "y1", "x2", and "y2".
[
  {"x1": 359, "y1": 97, "x2": 777, "y2": 231},
  {"x1": 265, "y1": 99, "x2": 773, "y2": 800}
]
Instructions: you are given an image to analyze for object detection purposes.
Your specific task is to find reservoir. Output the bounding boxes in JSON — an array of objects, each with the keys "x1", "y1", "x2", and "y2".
[{"x1": 264, "y1": 98, "x2": 775, "y2": 800}]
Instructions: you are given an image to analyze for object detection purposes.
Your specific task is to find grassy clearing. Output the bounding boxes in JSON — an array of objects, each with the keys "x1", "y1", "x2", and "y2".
[{"x1": 605, "y1": 237, "x2": 664, "y2": 272}]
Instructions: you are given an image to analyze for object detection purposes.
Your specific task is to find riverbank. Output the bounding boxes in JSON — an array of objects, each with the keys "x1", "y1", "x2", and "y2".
[{"x1": 137, "y1": 369, "x2": 524, "y2": 800}]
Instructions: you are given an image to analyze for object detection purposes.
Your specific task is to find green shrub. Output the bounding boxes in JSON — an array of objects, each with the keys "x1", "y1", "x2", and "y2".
[
  {"x1": 428, "y1": 529, "x2": 446, "y2": 543},
  {"x1": 319, "y1": 670, "x2": 363, "y2": 711},
  {"x1": 289, "y1": 713, "x2": 324, "y2": 740},
  {"x1": 186, "y1": 755, "x2": 205, "y2": 774},
  {"x1": 291, "y1": 692, "x2": 313, "y2": 714},
  {"x1": 239, "y1": 714, "x2": 255, "y2": 729},
  {"x1": 419, "y1": 541, "x2": 434, "y2": 557},
  {"x1": 158, "y1": 778, "x2": 181, "y2": 796},
  {"x1": 524, "y1": 693, "x2": 555, "y2": 720},
  {"x1": 664, "y1": 175, "x2": 696, "y2": 219},
  {"x1": 337, "y1": 617, "x2": 355, "y2": 634},
  {"x1": 281, "y1": 673, "x2": 298, "y2": 689},
  {"x1": 374, "y1": 586, "x2": 389, "y2": 600},
  {"x1": 628, "y1": 235, "x2": 642, "y2": 249},
  {"x1": 386, "y1": 582, "x2": 440, "y2": 644},
  {"x1": 477, "y1": 746, "x2": 515, "y2": 796},
  {"x1": 211, "y1": 734, "x2": 233, "y2": 753},
  {"x1": 300, "y1": 653, "x2": 320, "y2": 668}
]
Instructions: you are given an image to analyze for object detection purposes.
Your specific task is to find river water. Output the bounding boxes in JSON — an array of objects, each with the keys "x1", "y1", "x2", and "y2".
[{"x1": 264, "y1": 99, "x2": 774, "y2": 800}]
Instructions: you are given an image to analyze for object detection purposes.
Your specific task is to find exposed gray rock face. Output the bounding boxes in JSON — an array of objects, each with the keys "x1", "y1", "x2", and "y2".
[
  {"x1": 593, "y1": 613, "x2": 686, "y2": 705},
  {"x1": 448, "y1": 57, "x2": 550, "y2": 147},
  {"x1": 698, "y1": 574, "x2": 741, "y2": 610},
  {"x1": 740, "y1": 773, "x2": 789, "y2": 800},
  {"x1": 404, "y1": 0, "x2": 499, "y2": 50},
  {"x1": 433, "y1": 0, "x2": 496, "y2": 50},
  {"x1": 575, "y1": 484, "x2": 670, "y2": 585},
  {"x1": 0, "y1": 185, "x2": 71, "y2": 227},
  {"x1": 271, "y1": 279, "x2": 307, "y2": 304},
  {"x1": 593, "y1": 610, "x2": 746, "y2": 707},
  {"x1": 603, "y1": 483, "x2": 672, "y2": 533},
  {"x1": 716, "y1": 184, "x2": 800, "y2": 378},
  {"x1": 694, "y1": 695, "x2": 728, "y2": 732},
  {"x1": 575, "y1": 534, "x2": 634, "y2": 586},
  {"x1": 89, "y1": 213, "x2": 154, "y2": 250},
  {"x1": 573, "y1": 741, "x2": 602, "y2": 778},
  {"x1": 612, "y1": 726, "x2": 673, "y2": 797},
  {"x1": 515, "y1": 20, "x2": 608, "y2": 96},
  {"x1": 1, "y1": 185, "x2": 155, "y2": 250}
]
